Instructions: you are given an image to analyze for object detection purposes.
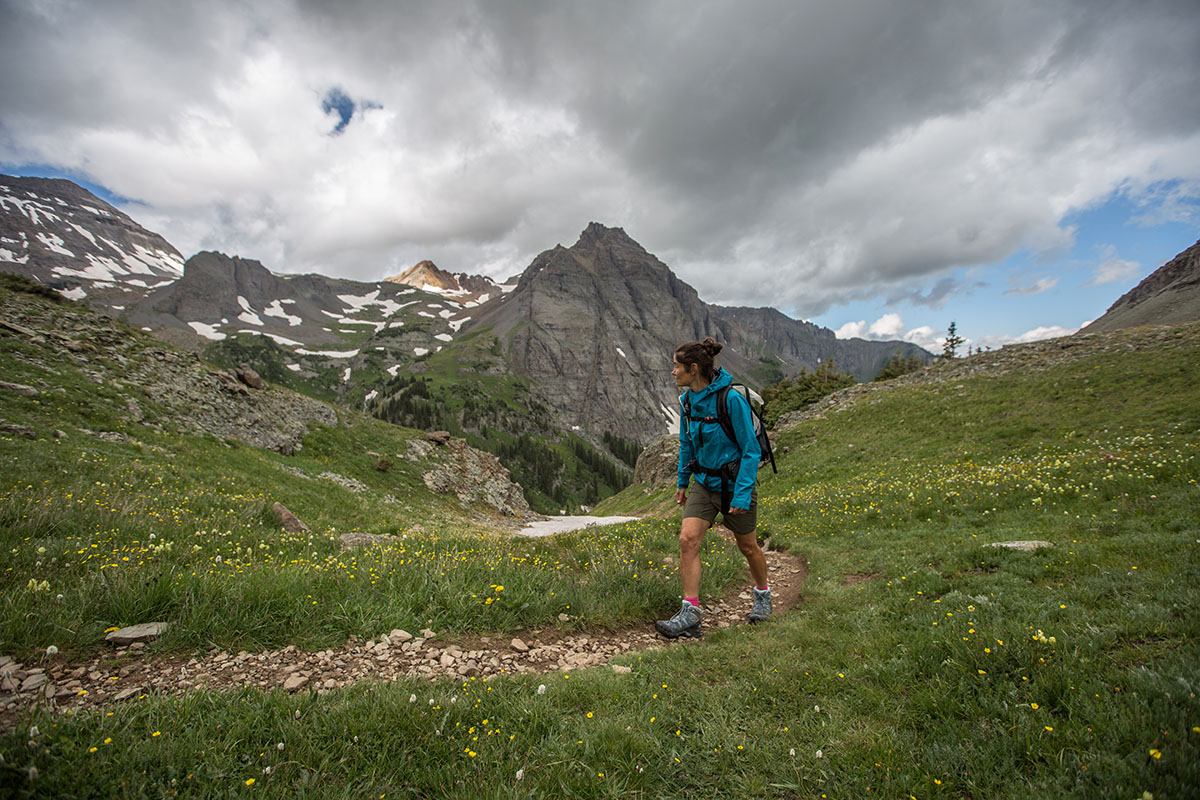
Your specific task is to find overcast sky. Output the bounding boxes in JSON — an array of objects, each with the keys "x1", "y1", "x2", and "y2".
[{"x1": 2, "y1": 0, "x2": 1198, "y2": 352}]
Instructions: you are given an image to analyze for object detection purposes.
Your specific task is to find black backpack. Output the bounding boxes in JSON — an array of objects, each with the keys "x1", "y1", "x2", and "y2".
[{"x1": 682, "y1": 383, "x2": 777, "y2": 473}]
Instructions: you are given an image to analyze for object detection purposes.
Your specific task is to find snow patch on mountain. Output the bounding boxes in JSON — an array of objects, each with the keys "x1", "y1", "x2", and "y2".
[
  {"x1": 262, "y1": 299, "x2": 302, "y2": 326},
  {"x1": 189, "y1": 321, "x2": 226, "y2": 341},
  {"x1": 0, "y1": 247, "x2": 29, "y2": 264},
  {"x1": 36, "y1": 232, "x2": 74, "y2": 257},
  {"x1": 237, "y1": 296, "x2": 265, "y2": 326}
]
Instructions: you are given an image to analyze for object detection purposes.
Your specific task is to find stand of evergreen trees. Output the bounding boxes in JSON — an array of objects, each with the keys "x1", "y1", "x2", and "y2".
[
  {"x1": 569, "y1": 437, "x2": 632, "y2": 494},
  {"x1": 602, "y1": 431, "x2": 642, "y2": 468},
  {"x1": 872, "y1": 351, "x2": 925, "y2": 382},
  {"x1": 761, "y1": 359, "x2": 857, "y2": 426}
]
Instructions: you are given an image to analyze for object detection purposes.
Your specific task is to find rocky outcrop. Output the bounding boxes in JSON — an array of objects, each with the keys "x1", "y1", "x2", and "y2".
[
  {"x1": 421, "y1": 438, "x2": 531, "y2": 517},
  {"x1": 1083, "y1": 238, "x2": 1200, "y2": 332},
  {"x1": 633, "y1": 433, "x2": 681, "y2": 487},
  {"x1": 1, "y1": 281, "x2": 339, "y2": 454}
]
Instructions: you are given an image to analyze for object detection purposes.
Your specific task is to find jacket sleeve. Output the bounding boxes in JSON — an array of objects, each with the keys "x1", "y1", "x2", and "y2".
[
  {"x1": 727, "y1": 390, "x2": 761, "y2": 509},
  {"x1": 677, "y1": 395, "x2": 694, "y2": 489}
]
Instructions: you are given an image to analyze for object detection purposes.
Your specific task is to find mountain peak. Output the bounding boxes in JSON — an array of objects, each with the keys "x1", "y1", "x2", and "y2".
[
  {"x1": 384, "y1": 259, "x2": 501, "y2": 305},
  {"x1": 386, "y1": 260, "x2": 455, "y2": 291},
  {"x1": 574, "y1": 222, "x2": 635, "y2": 248}
]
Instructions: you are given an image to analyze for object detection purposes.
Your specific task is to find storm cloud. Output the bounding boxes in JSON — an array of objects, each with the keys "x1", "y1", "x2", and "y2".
[{"x1": 2, "y1": 0, "x2": 1198, "y2": 319}]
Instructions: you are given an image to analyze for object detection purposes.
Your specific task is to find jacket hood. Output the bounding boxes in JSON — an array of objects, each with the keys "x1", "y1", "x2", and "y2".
[{"x1": 693, "y1": 367, "x2": 733, "y2": 398}]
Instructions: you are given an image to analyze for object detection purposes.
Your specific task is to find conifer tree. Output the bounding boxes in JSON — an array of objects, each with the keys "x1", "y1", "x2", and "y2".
[{"x1": 942, "y1": 321, "x2": 964, "y2": 359}]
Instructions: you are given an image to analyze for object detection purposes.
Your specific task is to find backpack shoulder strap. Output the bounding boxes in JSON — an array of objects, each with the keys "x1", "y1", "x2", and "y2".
[{"x1": 714, "y1": 385, "x2": 738, "y2": 445}]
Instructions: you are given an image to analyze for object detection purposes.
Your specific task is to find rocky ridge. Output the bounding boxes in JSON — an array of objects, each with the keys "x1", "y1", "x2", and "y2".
[
  {"x1": 1083, "y1": 238, "x2": 1200, "y2": 333},
  {"x1": 0, "y1": 175, "x2": 183, "y2": 307}
]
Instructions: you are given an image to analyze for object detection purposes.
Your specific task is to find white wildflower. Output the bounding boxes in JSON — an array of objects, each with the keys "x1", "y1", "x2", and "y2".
[
  {"x1": 537, "y1": 684, "x2": 547, "y2": 695},
  {"x1": 815, "y1": 749, "x2": 823, "y2": 759},
  {"x1": 515, "y1": 768, "x2": 524, "y2": 781},
  {"x1": 45, "y1": 645, "x2": 58, "y2": 656},
  {"x1": 276, "y1": 742, "x2": 284, "y2": 751},
  {"x1": 409, "y1": 694, "x2": 417, "y2": 703},
  {"x1": 789, "y1": 748, "x2": 796, "y2": 757}
]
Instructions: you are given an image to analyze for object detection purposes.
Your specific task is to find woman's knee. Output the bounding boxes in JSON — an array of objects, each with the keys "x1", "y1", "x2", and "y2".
[
  {"x1": 734, "y1": 533, "x2": 761, "y2": 557},
  {"x1": 678, "y1": 520, "x2": 706, "y2": 552}
]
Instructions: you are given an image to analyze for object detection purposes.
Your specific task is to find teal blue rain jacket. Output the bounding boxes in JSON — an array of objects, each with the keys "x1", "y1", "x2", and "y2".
[{"x1": 677, "y1": 367, "x2": 761, "y2": 509}]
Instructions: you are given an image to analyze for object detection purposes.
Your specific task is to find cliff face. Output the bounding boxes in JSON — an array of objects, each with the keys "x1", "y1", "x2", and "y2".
[
  {"x1": 1083, "y1": 239, "x2": 1200, "y2": 333},
  {"x1": 470, "y1": 223, "x2": 929, "y2": 442}
]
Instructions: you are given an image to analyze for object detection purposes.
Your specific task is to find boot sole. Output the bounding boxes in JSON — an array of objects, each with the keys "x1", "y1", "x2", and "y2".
[{"x1": 655, "y1": 623, "x2": 702, "y2": 639}]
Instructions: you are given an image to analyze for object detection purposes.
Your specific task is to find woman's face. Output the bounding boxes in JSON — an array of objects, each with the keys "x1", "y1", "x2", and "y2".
[{"x1": 672, "y1": 359, "x2": 697, "y2": 387}]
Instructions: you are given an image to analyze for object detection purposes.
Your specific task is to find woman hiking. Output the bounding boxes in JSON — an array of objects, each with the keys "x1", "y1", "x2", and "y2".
[{"x1": 656, "y1": 337, "x2": 771, "y2": 639}]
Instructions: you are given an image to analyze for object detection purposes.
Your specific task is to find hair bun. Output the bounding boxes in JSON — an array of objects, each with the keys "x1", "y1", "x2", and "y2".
[{"x1": 702, "y1": 337, "x2": 723, "y2": 356}]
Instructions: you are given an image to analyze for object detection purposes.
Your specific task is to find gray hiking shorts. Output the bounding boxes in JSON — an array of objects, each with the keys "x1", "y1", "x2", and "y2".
[{"x1": 682, "y1": 481, "x2": 757, "y2": 536}]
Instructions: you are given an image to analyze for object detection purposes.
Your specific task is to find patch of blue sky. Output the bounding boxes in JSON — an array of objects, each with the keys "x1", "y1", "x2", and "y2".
[
  {"x1": 0, "y1": 162, "x2": 130, "y2": 206},
  {"x1": 322, "y1": 87, "x2": 356, "y2": 134},
  {"x1": 815, "y1": 185, "x2": 1200, "y2": 348}
]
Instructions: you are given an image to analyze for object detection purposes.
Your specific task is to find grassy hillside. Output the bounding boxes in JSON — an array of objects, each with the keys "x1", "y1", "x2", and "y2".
[
  {"x1": 0, "y1": 282, "x2": 714, "y2": 659},
  {"x1": 1, "y1": 306, "x2": 1197, "y2": 797}
]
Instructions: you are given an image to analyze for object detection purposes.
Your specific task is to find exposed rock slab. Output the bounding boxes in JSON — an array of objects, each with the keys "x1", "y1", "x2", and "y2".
[{"x1": 105, "y1": 623, "x2": 168, "y2": 645}]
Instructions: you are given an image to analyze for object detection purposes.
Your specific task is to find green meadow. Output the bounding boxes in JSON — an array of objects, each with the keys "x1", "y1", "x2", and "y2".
[{"x1": 1, "y1": 285, "x2": 1197, "y2": 798}]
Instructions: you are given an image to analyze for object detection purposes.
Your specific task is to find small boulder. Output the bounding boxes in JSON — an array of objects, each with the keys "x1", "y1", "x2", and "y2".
[
  {"x1": 425, "y1": 430, "x2": 452, "y2": 445},
  {"x1": 272, "y1": 502, "x2": 310, "y2": 533},
  {"x1": 282, "y1": 674, "x2": 309, "y2": 692},
  {"x1": 510, "y1": 638, "x2": 530, "y2": 653},
  {"x1": 0, "y1": 381, "x2": 37, "y2": 397},
  {"x1": 236, "y1": 366, "x2": 264, "y2": 390},
  {"x1": 105, "y1": 622, "x2": 168, "y2": 646}
]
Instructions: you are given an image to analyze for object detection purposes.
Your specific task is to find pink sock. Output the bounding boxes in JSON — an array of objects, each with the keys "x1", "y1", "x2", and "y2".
[
  {"x1": 756, "y1": 586, "x2": 769, "y2": 592},
  {"x1": 684, "y1": 597, "x2": 699, "y2": 607}
]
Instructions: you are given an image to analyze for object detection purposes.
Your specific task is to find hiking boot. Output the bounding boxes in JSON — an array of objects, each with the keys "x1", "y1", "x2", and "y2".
[
  {"x1": 655, "y1": 602, "x2": 702, "y2": 639},
  {"x1": 749, "y1": 587, "x2": 772, "y2": 623}
]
